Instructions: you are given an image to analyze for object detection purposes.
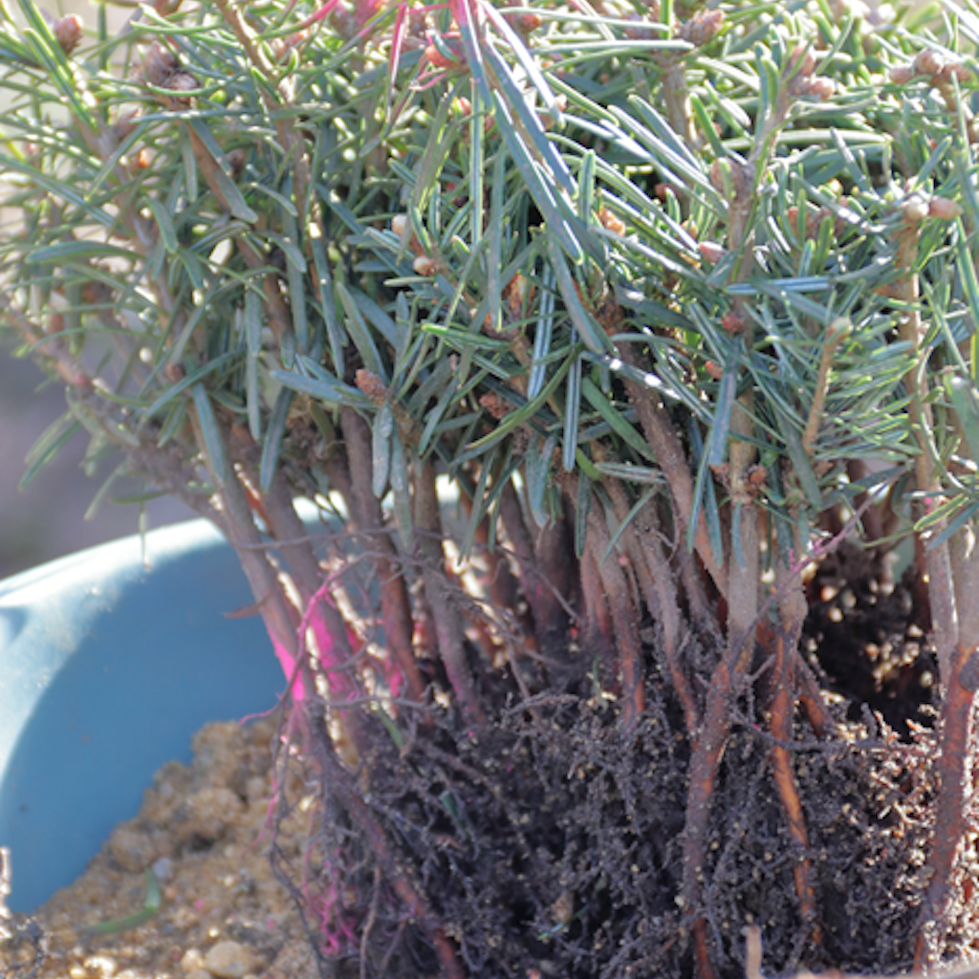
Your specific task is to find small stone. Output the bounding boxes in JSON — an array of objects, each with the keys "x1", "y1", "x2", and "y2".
[
  {"x1": 181, "y1": 948, "x2": 205, "y2": 972},
  {"x1": 203, "y1": 940, "x2": 256, "y2": 979},
  {"x1": 106, "y1": 827, "x2": 157, "y2": 873},
  {"x1": 173, "y1": 788, "x2": 243, "y2": 845},
  {"x1": 186, "y1": 971, "x2": 211, "y2": 979},
  {"x1": 84, "y1": 956, "x2": 117, "y2": 978}
]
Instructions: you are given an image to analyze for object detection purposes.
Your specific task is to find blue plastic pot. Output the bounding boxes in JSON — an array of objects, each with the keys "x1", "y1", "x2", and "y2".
[{"x1": 0, "y1": 519, "x2": 283, "y2": 912}]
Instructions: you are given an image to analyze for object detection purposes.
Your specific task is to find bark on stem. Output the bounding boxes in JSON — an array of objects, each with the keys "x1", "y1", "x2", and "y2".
[
  {"x1": 212, "y1": 445, "x2": 306, "y2": 694},
  {"x1": 414, "y1": 458, "x2": 484, "y2": 724},
  {"x1": 580, "y1": 545, "x2": 617, "y2": 683},
  {"x1": 498, "y1": 481, "x2": 570, "y2": 661},
  {"x1": 618, "y1": 344, "x2": 726, "y2": 597},
  {"x1": 603, "y1": 476, "x2": 698, "y2": 733},
  {"x1": 892, "y1": 212, "x2": 970, "y2": 964},
  {"x1": 894, "y1": 218, "x2": 958, "y2": 680},
  {"x1": 339, "y1": 408, "x2": 426, "y2": 703},
  {"x1": 769, "y1": 565, "x2": 818, "y2": 937},
  {"x1": 915, "y1": 536, "x2": 979, "y2": 964},
  {"x1": 562, "y1": 473, "x2": 645, "y2": 732}
]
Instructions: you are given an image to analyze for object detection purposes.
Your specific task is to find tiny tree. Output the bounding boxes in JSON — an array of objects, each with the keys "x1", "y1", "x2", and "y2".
[{"x1": 4, "y1": 0, "x2": 979, "y2": 975}]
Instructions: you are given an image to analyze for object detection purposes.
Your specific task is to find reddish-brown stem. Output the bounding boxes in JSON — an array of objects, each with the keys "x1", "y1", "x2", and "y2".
[
  {"x1": 534, "y1": 512, "x2": 576, "y2": 652},
  {"x1": 213, "y1": 455, "x2": 306, "y2": 689},
  {"x1": 893, "y1": 217, "x2": 957, "y2": 677},
  {"x1": 224, "y1": 437, "x2": 359, "y2": 688},
  {"x1": 683, "y1": 500, "x2": 757, "y2": 976},
  {"x1": 891, "y1": 213, "x2": 972, "y2": 962},
  {"x1": 914, "y1": 645, "x2": 976, "y2": 966},
  {"x1": 618, "y1": 344, "x2": 726, "y2": 598},
  {"x1": 580, "y1": 545, "x2": 617, "y2": 683},
  {"x1": 768, "y1": 570, "x2": 818, "y2": 938},
  {"x1": 915, "y1": 539, "x2": 979, "y2": 964},
  {"x1": 660, "y1": 53, "x2": 694, "y2": 148},
  {"x1": 414, "y1": 458, "x2": 484, "y2": 724},
  {"x1": 675, "y1": 527, "x2": 717, "y2": 636},
  {"x1": 458, "y1": 492, "x2": 531, "y2": 637},
  {"x1": 683, "y1": 650, "x2": 732, "y2": 979},
  {"x1": 603, "y1": 476, "x2": 699, "y2": 734},
  {"x1": 565, "y1": 475, "x2": 644, "y2": 733},
  {"x1": 339, "y1": 408, "x2": 426, "y2": 703},
  {"x1": 498, "y1": 481, "x2": 570, "y2": 661},
  {"x1": 794, "y1": 658, "x2": 835, "y2": 740}
]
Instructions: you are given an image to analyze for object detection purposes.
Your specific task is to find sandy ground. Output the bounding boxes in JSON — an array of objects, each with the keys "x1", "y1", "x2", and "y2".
[{"x1": 2, "y1": 719, "x2": 320, "y2": 979}]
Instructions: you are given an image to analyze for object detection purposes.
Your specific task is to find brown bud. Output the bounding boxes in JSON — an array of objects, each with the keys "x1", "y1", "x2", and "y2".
[
  {"x1": 165, "y1": 361, "x2": 186, "y2": 382},
  {"x1": 623, "y1": 13, "x2": 657, "y2": 41},
  {"x1": 143, "y1": 42, "x2": 178, "y2": 87},
  {"x1": 540, "y1": 94, "x2": 567, "y2": 132},
  {"x1": 721, "y1": 312, "x2": 745, "y2": 335},
  {"x1": 331, "y1": 4, "x2": 359, "y2": 41},
  {"x1": 597, "y1": 207, "x2": 626, "y2": 236},
  {"x1": 270, "y1": 29, "x2": 307, "y2": 61},
  {"x1": 935, "y1": 62, "x2": 973, "y2": 86},
  {"x1": 704, "y1": 360, "x2": 723, "y2": 381},
  {"x1": 596, "y1": 290, "x2": 623, "y2": 334},
  {"x1": 47, "y1": 311, "x2": 65, "y2": 335},
  {"x1": 53, "y1": 14, "x2": 83, "y2": 55},
  {"x1": 479, "y1": 392, "x2": 513, "y2": 420},
  {"x1": 81, "y1": 281, "x2": 112, "y2": 304},
  {"x1": 698, "y1": 241, "x2": 726, "y2": 263},
  {"x1": 423, "y1": 46, "x2": 454, "y2": 69},
  {"x1": 889, "y1": 63, "x2": 915, "y2": 85},
  {"x1": 227, "y1": 148, "x2": 247, "y2": 180},
  {"x1": 928, "y1": 197, "x2": 964, "y2": 220},
  {"x1": 517, "y1": 12, "x2": 541, "y2": 32},
  {"x1": 355, "y1": 369, "x2": 387, "y2": 403},
  {"x1": 914, "y1": 48, "x2": 943, "y2": 78},
  {"x1": 676, "y1": 10, "x2": 723, "y2": 48},
  {"x1": 786, "y1": 45, "x2": 817, "y2": 80},
  {"x1": 407, "y1": 8, "x2": 429, "y2": 38},
  {"x1": 504, "y1": 7, "x2": 541, "y2": 33},
  {"x1": 902, "y1": 194, "x2": 930, "y2": 224},
  {"x1": 413, "y1": 255, "x2": 439, "y2": 276},
  {"x1": 130, "y1": 148, "x2": 151, "y2": 170},
  {"x1": 505, "y1": 273, "x2": 534, "y2": 320},
  {"x1": 803, "y1": 77, "x2": 836, "y2": 100},
  {"x1": 165, "y1": 70, "x2": 199, "y2": 97}
]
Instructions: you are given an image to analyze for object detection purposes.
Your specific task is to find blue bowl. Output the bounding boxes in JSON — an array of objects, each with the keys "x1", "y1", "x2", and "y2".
[{"x1": 0, "y1": 520, "x2": 283, "y2": 912}]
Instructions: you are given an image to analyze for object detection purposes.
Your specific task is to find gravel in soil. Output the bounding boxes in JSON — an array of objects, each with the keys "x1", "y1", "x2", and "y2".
[{"x1": 2, "y1": 718, "x2": 318, "y2": 979}]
